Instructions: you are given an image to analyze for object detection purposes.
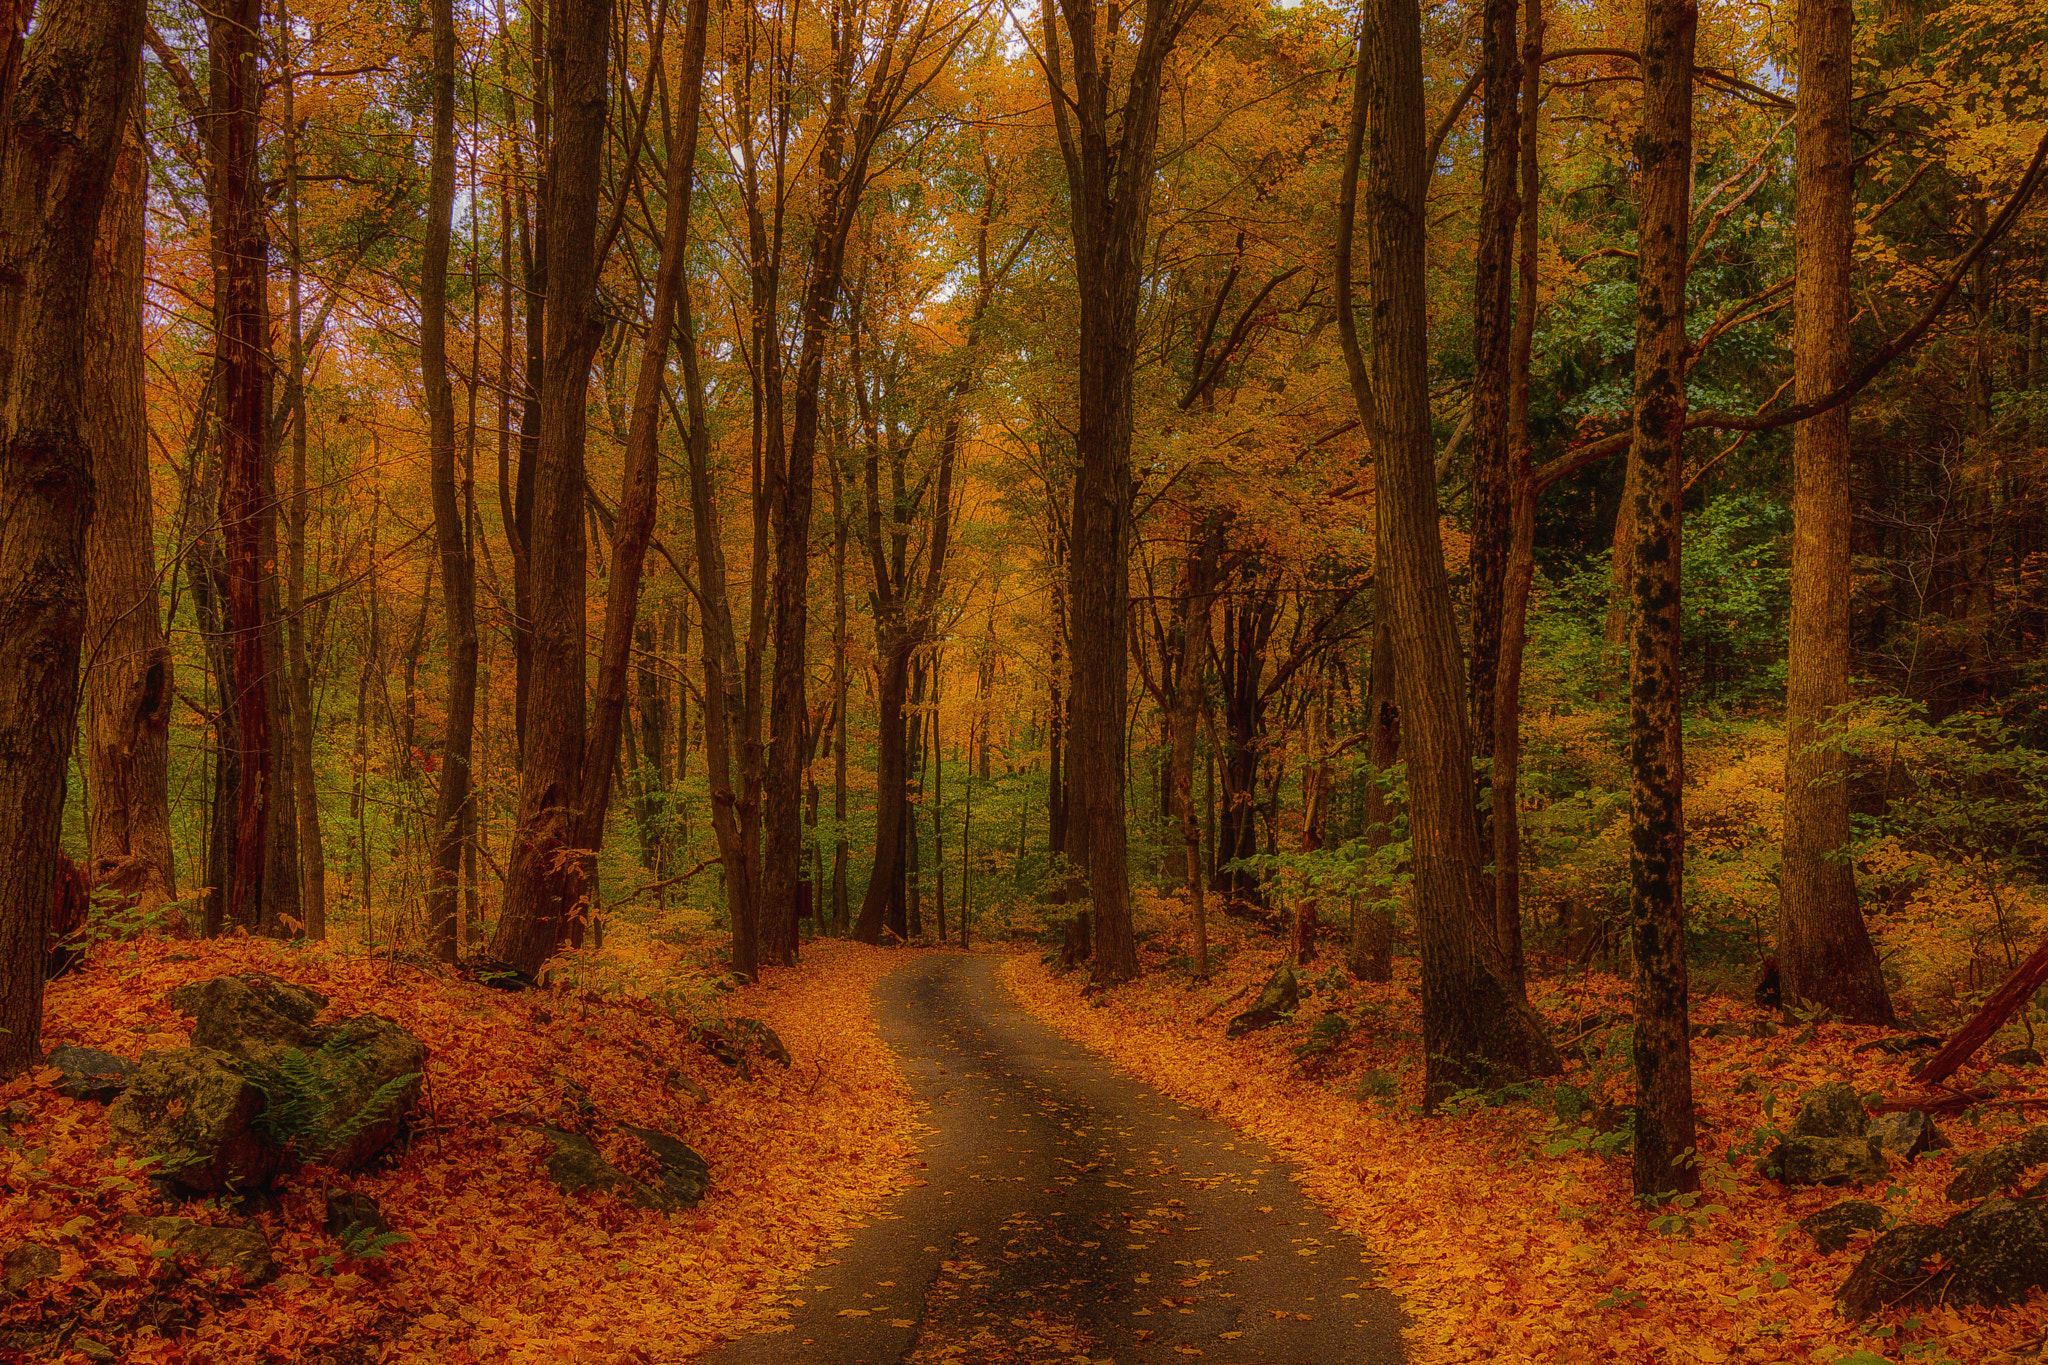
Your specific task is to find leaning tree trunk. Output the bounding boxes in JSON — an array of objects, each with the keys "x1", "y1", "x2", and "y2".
[
  {"x1": 0, "y1": 0, "x2": 143, "y2": 1075},
  {"x1": 83, "y1": 111, "x2": 177, "y2": 929},
  {"x1": 422, "y1": 0, "x2": 474, "y2": 964},
  {"x1": 1338, "y1": 0, "x2": 1556, "y2": 1106},
  {"x1": 1779, "y1": 0, "x2": 1896, "y2": 1026},
  {"x1": 492, "y1": 0, "x2": 612, "y2": 975},
  {"x1": 1625, "y1": 0, "x2": 1701, "y2": 1198}
]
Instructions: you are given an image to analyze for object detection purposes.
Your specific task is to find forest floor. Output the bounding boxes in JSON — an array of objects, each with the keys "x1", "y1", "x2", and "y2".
[
  {"x1": 2, "y1": 932, "x2": 933, "y2": 1363},
  {"x1": 1003, "y1": 916, "x2": 2048, "y2": 1365},
  {"x1": 9, "y1": 909, "x2": 2048, "y2": 1364}
]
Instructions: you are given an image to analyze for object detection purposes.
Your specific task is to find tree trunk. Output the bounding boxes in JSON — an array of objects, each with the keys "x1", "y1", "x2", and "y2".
[
  {"x1": 1626, "y1": 0, "x2": 1701, "y2": 1197},
  {"x1": 422, "y1": 0, "x2": 474, "y2": 964},
  {"x1": 83, "y1": 112, "x2": 177, "y2": 929},
  {"x1": 1779, "y1": 0, "x2": 1896, "y2": 1025},
  {"x1": 1348, "y1": 610, "x2": 1399, "y2": 982},
  {"x1": 0, "y1": 0, "x2": 142, "y2": 1075},
  {"x1": 280, "y1": 29, "x2": 325, "y2": 942},
  {"x1": 491, "y1": 0, "x2": 612, "y2": 975},
  {"x1": 209, "y1": 0, "x2": 282, "y2": 935},
  {"x1": 1170, "y1": 518, "x2": 1223, "y2": 976},
  {"x1": 575, "y1": 0, "x2": 705, "y2": 946},
  {"x1": 1338, "y1": 0, "x2": 1555, "y2": 1105},
  {"x1": 1467, "y1": 0, "x2": 1520, "y2": 783},
  {"x1": 1043, "y1": 0, "x2": 1185, "y2": 989},
  {"x1": 1490, "y1": 0, "x2": 1544, "y2": 991}
]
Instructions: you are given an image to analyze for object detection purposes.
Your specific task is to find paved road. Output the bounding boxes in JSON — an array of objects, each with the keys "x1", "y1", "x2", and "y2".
[{"x1": 701, "y1": 953, "x2": 1406, "y2": 1364}]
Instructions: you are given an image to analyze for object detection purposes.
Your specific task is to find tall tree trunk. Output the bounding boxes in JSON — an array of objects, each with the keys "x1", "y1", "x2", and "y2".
[
  {"x1": 1467, "y1": 0, "x2": 1519, "y2": 788},
  {"x1": 1348, "y1": 610, "x2": 1399, "y2": 982},
  {"x1": 83, "y1": 112, "x2": 177, "y2": 929},
  {"x1": 1338, "y1": 0, "x2": 1555, "y2": 1105},
  {"x1": 577, "y1": 0, "x2": 706, "y2": 929},
  {"x1": 423, "y1": 0, "x2": 474, "y2": 963},
  {"x1": 1170, "y1": 517, "x2": 1222, "y2": 977},
  {"x1": 208, "y1": 0, "x2": 280, "y2": 935},
  {"x1": 280, "y1": 22, "x2": 325, "y2": 941},
  {"x1": 1491, "y1": 0, "x2": 1544, "y2": 992},
  {"x1": 1625, "y1": 0, "x2": 1701, "y2": 1197},
  {"x1": 1043, "y1": 0, "x2": 1186, "y2": 988},
  {"x1": 1779, "y1": 0, "x2": 1897, "y2": 1025},
  {"x1": 491, "y1": 0, "x2": 612, "y2": 975},
  {"x1": 0, "y1": 0, "x2": 142, "y2": 1075}
]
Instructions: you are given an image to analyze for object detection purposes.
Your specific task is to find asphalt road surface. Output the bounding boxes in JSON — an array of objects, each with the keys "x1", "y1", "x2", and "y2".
[{"x1": 700, "y1": 952, "x2": 1406, "y2": 1364}]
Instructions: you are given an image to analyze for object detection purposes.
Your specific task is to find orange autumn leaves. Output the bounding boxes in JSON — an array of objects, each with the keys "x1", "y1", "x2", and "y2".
[
  {"x1": 3, "y1": 936, "x2": 932, "y2": 1362},
  {"x1": 1003, "y1": 936, "x2": 2048, "y2": 1365}
]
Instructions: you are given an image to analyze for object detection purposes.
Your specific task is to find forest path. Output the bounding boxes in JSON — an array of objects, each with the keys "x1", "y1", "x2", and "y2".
[{"x1": 699, "y1": 952, "x2": 1406, "y2": 1364}]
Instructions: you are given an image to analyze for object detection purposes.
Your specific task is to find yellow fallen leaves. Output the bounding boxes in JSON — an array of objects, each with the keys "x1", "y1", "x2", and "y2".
[
  {"x1": 1002, "y1": 946, "x2": 2048, "y2": 1365},
  {"x1": 14, "y1": 935, "x2": 933, "y2": 1363}
]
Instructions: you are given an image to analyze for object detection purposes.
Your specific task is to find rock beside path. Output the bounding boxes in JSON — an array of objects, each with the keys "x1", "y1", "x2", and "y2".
[{"x1": 1226, "y1": 966, "x2": 1300, "y2": 1039}]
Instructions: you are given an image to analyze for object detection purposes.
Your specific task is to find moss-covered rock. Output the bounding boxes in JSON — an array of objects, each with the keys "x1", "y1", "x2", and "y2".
[
  {"x1": 1226, "y1": 966, "x2": 1300, "y2": 1039},
  {"x1": 1762, "y1": 1134, "x2": 1888, "y2": 1187},
  {"x1": 119, "y1": 1217, "x2": 275, "y2": 1285},
  {"x1": 1944, "y1": 1125, "x2": 2048, "y2": 1202},
  {"x1": 107, "y1": 1047, "x2": 284, "y2": 1193},
  {"x1": 1800, "y1": 1199, "x2": 1887, "y2": 1253},
  {"x1": 1838, "y1": 1194, "x2": 2048, "y2": 1320},
  {"x1": 1790, "y1": 1081, "x2": 1868, "y2": 1139}
]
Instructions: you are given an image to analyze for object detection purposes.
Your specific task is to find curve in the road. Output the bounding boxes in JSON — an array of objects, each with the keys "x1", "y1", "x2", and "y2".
[{"x1": 699, "y1": 952, "x2": 1407, "y2": 1364}]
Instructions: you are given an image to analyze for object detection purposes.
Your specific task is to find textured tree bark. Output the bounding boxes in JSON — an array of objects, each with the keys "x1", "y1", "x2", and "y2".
[
  {"x1": 1467, "y1": 0, "x2": 1520, "y2": 782},
  {"x1": 491, "y1": 0, "x2": 612, "y2": 975},
  {"x1": 279, "y1": 28, "x2": 325, "y2": 942},
  {"x1": 83, "y1": 114, "x2": 178, "y2": 929},
  {"x1": 1168, "y1": 518, "x2": 1223, "y2": 976},
  {"x1": 209, "y1": 0, "x2": 283, "y2": 936},
  {"x1": 1044, "y1": 0, "x2": 1187, "y2": 988},
  {"x1": 1779, "y1": 0, "x2": 1896, "y2": 1026},
  {"x1": 576, "y1": 0, "x2": 705, "y2": 957},
  {"x1": 422, "y1": 0, "x2": 473, "y2": 964},
  {"x1": 1338, "y1": 0, "x2": 1556, "y2": 1105},
  {"x1": 0, "y1": 0, "x2": 142, "y2": 1075},
  {"x1": 1490, "y1": 0, "x2": 1544, "y2": 991},
  {"x1": 1348, "y1": 610, "x2": 1399, "y2": 982},
  {"x1": 1626, "y1": 0, "x2": 1701, "y2": 1198}
]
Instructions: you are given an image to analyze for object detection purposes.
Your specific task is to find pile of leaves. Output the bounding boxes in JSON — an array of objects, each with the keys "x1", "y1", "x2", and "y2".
[
  {"x1": 2, "y1": 935, "x2": 929, "y2": 1362},
  {"x1": 1005, "y1": 932, "x2": 2048, "y2": 1364}
]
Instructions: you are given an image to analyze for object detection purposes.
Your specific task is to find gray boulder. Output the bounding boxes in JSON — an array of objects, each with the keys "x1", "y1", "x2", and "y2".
[
  {"x1": 1839, "y1": 1194, "x2": 2048, "y2": 1320},
  {"x1": 1869, "y1": 1110, "x2": 1946, "y2": 1163},
  {"x1": 119, "y1": 1216, "x2": 275, "y2": 1285},
  {"x1": 1225, "y1": 966, "x2": 1301, "y2": 1039},
  {"x1": 1801, "y1": 1199, "x2": 1887, "y2": 1253},
  {"x1": 44, "y1": 1045, "x2": 135, "y2": 1103},
  {"x1": 108, "y1": 1047, "x2": 284, "y2": 1193},
  {"x1": 540, "y1": 1128, "x2": 662, "y2": 1209},
  {"x1": 171, "y1": 974, "x2": 328, "y2": 1054},
  {"x1": 1764, "y1": 1135, "x2": 1888, "y2": 1187},
  {"x1": 1791, "y1": 1081, "x2": 1869, "y2": 1139},
  {"x1": 1945, "y1": 1125, "x2": 2048, "y2": 1202},
  {"x1": 620, "y1": 1124, "x2": 711, "y2": 1210},
  {"x1": 259, "y1": 1014, "x2": 424, "y2": 1173}
]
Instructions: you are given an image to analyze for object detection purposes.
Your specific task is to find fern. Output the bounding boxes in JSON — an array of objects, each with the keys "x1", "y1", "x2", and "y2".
[{"x1": 247, "y1": 1022, "x2": 419, "y2": 1160}]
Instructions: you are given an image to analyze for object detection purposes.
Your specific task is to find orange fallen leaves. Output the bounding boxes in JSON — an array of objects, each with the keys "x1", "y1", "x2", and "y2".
[
  {"x1": 4, "y1": 935, "x2": 932, "y2": 1362},
  {"x1": 1003, "y1": 940, "x2": 2048, "y2": 1365}
]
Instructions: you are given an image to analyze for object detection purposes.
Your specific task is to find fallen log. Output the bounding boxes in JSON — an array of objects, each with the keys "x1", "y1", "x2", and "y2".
[{"x1": 1913, "y1": 929, "x2": 2048, "y2": 1088}]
